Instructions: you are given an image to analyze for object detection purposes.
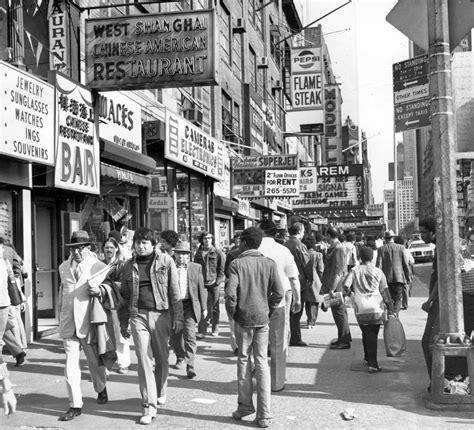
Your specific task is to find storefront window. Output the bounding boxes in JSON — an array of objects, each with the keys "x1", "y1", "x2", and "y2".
[
  {"x1": 176, "y1": 169, "x2": 190, "y2": 243},
  {"x1": 0, "y1": 191, "x2": 13, "y2": 241},
  {"x1": 150, "y1": 167, "x2": 173, "y2": 234},
  {"x1": 190, "y1": 173, "x2": 207, "y2": 252}
]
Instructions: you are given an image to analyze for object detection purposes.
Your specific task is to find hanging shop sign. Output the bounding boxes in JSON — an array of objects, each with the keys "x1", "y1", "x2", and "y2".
[
  {"x1": 0, "y1": 61, "x2": 55, "y2": 165},
  {"x1": 292, "y1": 164, "x2": 364, "y2": 212},
  {"x1": 85, "y1": 9, "x2": 217, "y2": 91},
  {"x1": 290, "y1": 47, "x2": 322, "y2": 111},
  {"x1": 265, "y1": 170, "x2": 300, "y2": 197},
  {"x1": 53, "y1": 73, "x2": 100, "y2": 194},
  {"x1": 165, "y1": 110, "x2": 226, "y2": 181},
  {"x1": 97, "y1": 91, "x2": 142, "y2": 152},
  {"x1": 299, "y1": 167, "x2": 317, "y2": 193},
  {"x1": 214, "y1": 147, "x2": 231, "y2": 198},
  {"x1": 231, "y1": 154, "x2": 298, "y2": 199}
]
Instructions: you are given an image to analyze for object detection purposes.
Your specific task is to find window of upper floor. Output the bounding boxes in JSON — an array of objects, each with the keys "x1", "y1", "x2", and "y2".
[{"x1": 218, "y1": 2, "x2": 231, "y2": 66}]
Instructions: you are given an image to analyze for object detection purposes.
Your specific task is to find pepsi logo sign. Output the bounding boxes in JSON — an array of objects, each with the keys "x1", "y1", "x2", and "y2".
[{"x1": 293, "y1": 50, "x2": 320, "y2": 70}]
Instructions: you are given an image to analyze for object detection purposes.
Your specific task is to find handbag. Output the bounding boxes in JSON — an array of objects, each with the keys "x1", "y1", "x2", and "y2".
[
  {"x1": 383, "y1": 315, "x2": 407, "y2": 357},
  {"x1": 5, "y1": 259, "x2": 22, "y2": 306},
  {"x1": 351, "y1": 291, "x2": 386, "y2": 324}
]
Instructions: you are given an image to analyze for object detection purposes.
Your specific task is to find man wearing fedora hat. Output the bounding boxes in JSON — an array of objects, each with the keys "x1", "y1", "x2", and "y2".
[
  {"x1": 376, "y1": 230, "x2": 411, "y2": 315},
  {"x1": 171, "y1": 241, "x2": 207, "y2": 379},
  {"x1": 58, "y1": 230, "x2": 112, "y2": 421}
]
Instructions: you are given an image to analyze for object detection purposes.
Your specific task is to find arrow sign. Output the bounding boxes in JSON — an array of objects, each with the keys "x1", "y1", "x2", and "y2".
[{"x1": 394, "y1": 98, "x2": 430, "y2": 132}]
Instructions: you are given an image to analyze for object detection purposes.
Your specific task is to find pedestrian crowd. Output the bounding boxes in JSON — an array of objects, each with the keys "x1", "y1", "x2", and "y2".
[{"x1": 0, "y1": 218, "x2": 468, "y2": 425}]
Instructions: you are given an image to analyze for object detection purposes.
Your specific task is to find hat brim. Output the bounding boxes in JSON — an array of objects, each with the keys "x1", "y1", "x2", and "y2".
[{"x1": 65, "y1": 242, "x2": 93, "y2": 247}]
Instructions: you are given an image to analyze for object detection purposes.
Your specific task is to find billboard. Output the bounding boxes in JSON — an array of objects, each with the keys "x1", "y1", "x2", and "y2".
[
  {"x1": 165, "y1": 110, "x2": 226, "y2": 181},
  {"x1": 290, "y1": 47, "x2": 323, "y2": 111},
  {"x1": 292, "y1": 164, "x2": 364, "y2": 211},
  {"x1": 0, "y1": 61, "x2": 56, "y2": 165},
  {"x1": 85, "y1": 9, "x2": 217, "y2": 91},
  {"x1": 53, "y1": 73, "x2": 100, "y2": 194},
  {"x1": 231, "y1": 154, "x2": 298, "y2": 199}
]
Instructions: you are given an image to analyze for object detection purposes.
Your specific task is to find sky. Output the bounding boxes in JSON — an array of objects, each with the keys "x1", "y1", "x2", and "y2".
[{"x1": 300, "y1": 0, "x2": 409, "y2": 203}]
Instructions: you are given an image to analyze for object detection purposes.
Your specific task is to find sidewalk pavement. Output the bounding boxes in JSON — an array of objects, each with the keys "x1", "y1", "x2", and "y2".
[{"x1": 2, "y1": 297, "x2": 474, "y2": 429}]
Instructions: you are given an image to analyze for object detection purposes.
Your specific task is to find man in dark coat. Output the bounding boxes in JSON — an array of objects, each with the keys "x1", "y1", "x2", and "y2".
[{"x1": 376, "y1": 230, "x2": 411, "y2": 315}]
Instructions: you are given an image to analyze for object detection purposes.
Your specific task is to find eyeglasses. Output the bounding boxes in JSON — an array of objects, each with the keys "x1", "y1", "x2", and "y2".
[
  {"x1": 71, "y1": 245, "x2": 87, "y2": 252},
  {"x1": 204, "y1": 236, "x2": 213, "y2": 240}
]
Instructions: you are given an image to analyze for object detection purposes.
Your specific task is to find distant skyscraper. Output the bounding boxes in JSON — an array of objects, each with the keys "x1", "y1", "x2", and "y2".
[{"x1": 397, "y1": 177, "x2": 415, "y2": 231}]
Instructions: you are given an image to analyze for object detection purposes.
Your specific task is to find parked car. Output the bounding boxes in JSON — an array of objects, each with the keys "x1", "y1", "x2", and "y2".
[{"x1": 408, "y1": 240, "x2": 435, "y2": 263}]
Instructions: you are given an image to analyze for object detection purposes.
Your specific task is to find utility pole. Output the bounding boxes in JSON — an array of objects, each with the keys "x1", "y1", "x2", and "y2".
[{"x1": 427, "y1": 0, "x2": 473, "y2": 407}]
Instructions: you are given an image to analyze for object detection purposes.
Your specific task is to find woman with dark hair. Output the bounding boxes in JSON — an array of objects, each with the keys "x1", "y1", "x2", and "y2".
[
  {"x1": 343, "y1": 246, "x2": 395, "y2": 373},
  {"x1": 101, "y1": 238, "x2": 130, "y2": 374}
]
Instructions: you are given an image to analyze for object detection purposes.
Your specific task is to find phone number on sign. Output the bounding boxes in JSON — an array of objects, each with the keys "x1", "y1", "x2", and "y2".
[{"x1": 265, "y1": 187, "x2": 298, "y2": 196}]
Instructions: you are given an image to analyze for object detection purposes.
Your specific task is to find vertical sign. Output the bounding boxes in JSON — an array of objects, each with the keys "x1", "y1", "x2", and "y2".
[
  {"x1": 393, "y1": 55, "x2": 430, "y2": 132},
  {"x1": 54, "y1": 73, "x2": 100, "y2": 194},
  {"x1": 290, "y1": 47, "x2": 323, "y2": 111}
]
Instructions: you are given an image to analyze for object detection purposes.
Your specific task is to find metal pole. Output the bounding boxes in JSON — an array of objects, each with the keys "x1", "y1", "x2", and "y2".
[
  {"x1": 393, "y1": 130, "x2": 398, "y2": 234},
  {"x1": 427, "y1": 0, "x2": 463, "y2": 339}
]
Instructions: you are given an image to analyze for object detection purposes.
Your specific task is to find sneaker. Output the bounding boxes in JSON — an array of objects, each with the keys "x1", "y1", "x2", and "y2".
[
  {"x1": 196, "y1": 333, "x2": 205, "y2": 340},
  {"x1": 175, "y1": 359, "x2": 184, "y2": 370},
  {"x1": 157, "y1": 395, "x2": 167, "y2": 405},
  {"x1": 368, "y1": 366, "x2": 382, "y2": 373},
  {"x1": 232, "y1": 408, "x2": 255, "y2": 420},
  {"x1": 117, "y1": 366, "x2": 128, "y2": 374},
  {"x1": 139, "y1": 406, "x2": 157, "y2": 425},
  {"x1": 211, "y1": 330, "x2": 219, "y2": 337},
  {"x1": 256, "y1": 418, "x2": 272, "y2": 428}
]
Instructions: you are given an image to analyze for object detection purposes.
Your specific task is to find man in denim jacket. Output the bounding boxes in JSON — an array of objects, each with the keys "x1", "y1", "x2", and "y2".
[
  {"x1": 194, "y1": 232, "x2": 225, "y2": 337},
  {"x1": 117, "y1": 228, "x2": 183, "y2": 425},
  {"x1": 225, "y1": 227, "x2": 284, "y2": 428}
]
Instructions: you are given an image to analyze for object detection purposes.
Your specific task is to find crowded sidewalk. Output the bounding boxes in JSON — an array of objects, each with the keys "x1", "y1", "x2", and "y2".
[{"x1": 2, "y1": 297, "x2": 474, "y2": 429}]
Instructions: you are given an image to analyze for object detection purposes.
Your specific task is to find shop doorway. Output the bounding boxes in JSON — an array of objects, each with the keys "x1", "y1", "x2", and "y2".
[{"x1": 33, "y1": 202, "x2": 58, "y2": 338}]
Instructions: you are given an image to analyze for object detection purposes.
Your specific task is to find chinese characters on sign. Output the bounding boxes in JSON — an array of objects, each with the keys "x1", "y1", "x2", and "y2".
[
  {"x1": 54, "y1": 73, "x2": 100, "y2": 194},
  {"x1": 0, "y1": 61, "x2": 55, "y2": 165},
  {"x1": 85, "y1": 10, "x2": 217, "y2": 91}
]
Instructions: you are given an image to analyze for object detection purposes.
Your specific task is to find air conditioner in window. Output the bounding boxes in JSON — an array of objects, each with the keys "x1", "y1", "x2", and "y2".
[
  {"x1": 270, "y1": 24, "x2": 280, "y2": 35},
  {"x1": 258, "y1": 56, "x2": 269, "y2": 69},
  {"x1": 233, "y1": 18, "x2": 246, "y2": 34},
  {"x1": 183, "y1": 108, "x2": 203, "y2": 126}
]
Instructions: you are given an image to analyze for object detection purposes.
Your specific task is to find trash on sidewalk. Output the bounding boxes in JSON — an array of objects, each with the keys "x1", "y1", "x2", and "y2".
[
  {"x1": 443, "y1": 376, "x2": 471, "y2": 395},
  {"x1": 191, "y1": 398, "x2": 217, "y2": 404},
  {"x1": 340, "y1": 407, "x2": 357, "y2": 420}
]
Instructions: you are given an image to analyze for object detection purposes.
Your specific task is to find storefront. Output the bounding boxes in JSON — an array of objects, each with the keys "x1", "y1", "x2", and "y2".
[{"x1": 147, "y1": 110, "x2": 229, "y2": 255}]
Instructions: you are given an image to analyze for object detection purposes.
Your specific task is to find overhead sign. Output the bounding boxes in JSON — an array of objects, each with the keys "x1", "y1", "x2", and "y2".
[
  {"x1": 85, "y1": 9, "x2": 217, "y2": 91},
  {"x1": 231, "y1": 154, "x2": 298, "y2": 170},
  {"x1": 97, "y1": 91, "x2": 142, "y2": 152},
  {"x1": 393, "y1": 55, "x2": 430, "y2": 133},
  {"x1": 265, "y1": 170, "x2": 300, "y2": 197},
  {"x1": 0, "y1": 61, "x2": 55, "y2": 165},
  {"x1": 292, "y1": 164, "x2": 364, "y2": 211},
  {"x1": 165, "y1": 110, "x2": 226, "y2": 181},
  {"x1": 291, "y1": 47, "x2": 321, "y2": 74},
  {"x1": 300, "y1": 167, "x2": 317, "y2": 193},
  {"x1": 290, "y1": 47, "x2": 322, "y2": 111},
  {"x1": 53, "y1": 73, "x2": 100, "y2": 194}
]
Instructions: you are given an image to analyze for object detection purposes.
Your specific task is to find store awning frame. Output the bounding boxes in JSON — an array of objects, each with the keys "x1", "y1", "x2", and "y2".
[
  {"x1": 100, "y1": 139, "x2": 156, "y2": 174},
  {"x1": 100, "y1": 162, "x2": 151, "y2": 188}
]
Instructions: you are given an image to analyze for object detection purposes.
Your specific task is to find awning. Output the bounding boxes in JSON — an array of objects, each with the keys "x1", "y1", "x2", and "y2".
[
  {"x1": 100, "y1": 162, "x2": 151, "y2": 188},
  {"x1": 215, "y1": 196, "x2": 239, "y2": 214},
  {"x1": 100, "y1": 139, "x2": 156, "y2": 174}
]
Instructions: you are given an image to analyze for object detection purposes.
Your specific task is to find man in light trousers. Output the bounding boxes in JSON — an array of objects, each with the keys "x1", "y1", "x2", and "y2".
[
  {"x1": 258, "y1": 220, "x2": 301, "y2": 392},
  {"x1": 226, "y1": 227, "x2": 284, "y2": 428}
]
